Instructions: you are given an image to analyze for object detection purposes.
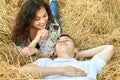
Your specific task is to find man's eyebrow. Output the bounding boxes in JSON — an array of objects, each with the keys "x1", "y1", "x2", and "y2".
[
  {"x1": 58, "y1": 37, "x2": 70, "y2": 40},
  {"x1": 64, "y1": 37, "x2": 70, "y2": 39}
]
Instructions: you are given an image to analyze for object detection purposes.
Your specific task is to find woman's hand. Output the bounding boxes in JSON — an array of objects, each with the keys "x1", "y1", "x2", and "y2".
[
  {"x1": 28, "y1": 29, "x2": 48, "y2": 48},
  {"x1": 21, "y1": 47, "x2": 45, "y2": 57},
  {"x1": 61, "y1": 66, "x2": 87, "y2": 77},
  {"x1": 34, "y1": 29, "x2": 48, "y2": 42}
]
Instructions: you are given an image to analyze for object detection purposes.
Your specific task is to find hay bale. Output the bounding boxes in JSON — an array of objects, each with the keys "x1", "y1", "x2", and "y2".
[
  {"x1": 0, "y1": 0, "x2": 6, "y2": 9},
  {"x1": 98, "y1": 61, "x2": 120, "y2": 80},
  {"x1": 0, "y1": 61, "x2": 34, "y2": 79}
]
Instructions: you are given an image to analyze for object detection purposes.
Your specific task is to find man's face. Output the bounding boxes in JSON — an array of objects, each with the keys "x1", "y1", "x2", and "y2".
[{"x1": 55, "y1": 36, "x2": 75, "y2": 55}]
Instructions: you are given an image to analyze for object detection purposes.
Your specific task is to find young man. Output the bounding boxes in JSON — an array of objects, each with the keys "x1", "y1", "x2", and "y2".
[{"x1": 21, "y1": 34, "x2": 114, "y2": 80}]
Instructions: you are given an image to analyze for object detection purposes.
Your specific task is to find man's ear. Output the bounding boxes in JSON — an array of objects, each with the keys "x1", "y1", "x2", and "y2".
[
  {"x1": 74, "y1": 48, "x2": 78, "y2": 58},
  {"x1": 74, "y1": 48, "x2": 78, "y2": 54}
]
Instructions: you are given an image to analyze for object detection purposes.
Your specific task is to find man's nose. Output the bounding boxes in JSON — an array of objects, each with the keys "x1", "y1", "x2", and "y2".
[{"x1": 60, "y1": 40, "x2": 65, "y2": 43}]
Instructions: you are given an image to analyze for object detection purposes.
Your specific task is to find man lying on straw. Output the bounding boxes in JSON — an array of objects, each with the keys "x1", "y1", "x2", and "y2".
[{"x1": 21, "y1": 34, "x2": 114, "y2": 80}]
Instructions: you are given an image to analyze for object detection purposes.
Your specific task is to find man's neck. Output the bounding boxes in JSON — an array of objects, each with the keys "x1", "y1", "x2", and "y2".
[
  {"x1": 57, "y1": 55, "x2": 71, "y2": 59},
  {"x1": 57, "y1": 52, "x2": 74, "y2": 59}
]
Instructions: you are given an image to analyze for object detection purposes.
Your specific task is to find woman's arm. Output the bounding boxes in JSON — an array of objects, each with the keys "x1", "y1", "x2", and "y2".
[
  {"x1": 28, "y1": 29, "x2": 48, "y2": 47},
  {"x1": 20, "y1": 29, "x2": 49, "y2": 57},
  {"x1": 20, "y1": 47, "x2": 45, "y2": 57}
]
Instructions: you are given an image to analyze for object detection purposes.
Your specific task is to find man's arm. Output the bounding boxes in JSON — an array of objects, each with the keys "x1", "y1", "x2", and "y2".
[
  {"x1": 96, "y1": 45, "x2": 114, "y2": 62},
  {"x1": 76, "y1": 45, "x2": 114, "y2": 62},
  {"x1": 21, "y1": 64, "x2": 65, "y2": 78},
  {"x1": 20, "y1": 64, "x2": 87, "y2": 78}
]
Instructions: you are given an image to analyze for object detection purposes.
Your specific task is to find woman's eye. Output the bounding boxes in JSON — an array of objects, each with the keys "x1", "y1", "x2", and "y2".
[
  {"x1": 35, "y1": 18, "x2": 40, "y2": 21},
  {"x1": 43, "y1": 14, "x2": 47, "y2": 18}
]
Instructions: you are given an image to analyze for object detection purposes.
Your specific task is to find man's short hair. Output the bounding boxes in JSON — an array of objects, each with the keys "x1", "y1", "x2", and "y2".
[{"x1": 58, "y1": 34, "x2": 75, "y2": 45}]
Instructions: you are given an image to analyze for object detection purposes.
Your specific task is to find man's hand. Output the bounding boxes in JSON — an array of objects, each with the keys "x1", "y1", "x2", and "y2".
[
  {"x1": 75, "y1": 52, "x2": 81, "y2": 59},
  {"x1": 61, "y1": 66, "x2": 87, "y2": 77}
]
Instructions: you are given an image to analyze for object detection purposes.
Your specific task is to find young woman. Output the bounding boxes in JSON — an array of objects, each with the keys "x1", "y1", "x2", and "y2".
[{"x1": 11, "y1": 0, "x2": 62, "y2": 57}]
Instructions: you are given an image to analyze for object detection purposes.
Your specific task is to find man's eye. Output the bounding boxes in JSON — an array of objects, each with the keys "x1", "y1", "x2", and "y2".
[
  {"x1": 57, "y1": 40, "x2": 60, "y2": 43},
  {"x1": 65, "y1": 40, "x2": 69, "y2": 42}
]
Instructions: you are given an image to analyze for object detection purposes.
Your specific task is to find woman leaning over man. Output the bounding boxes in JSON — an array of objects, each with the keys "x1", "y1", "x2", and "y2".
[{"x1": 11, "y1": 0, "x2": 62, "y2": 57}]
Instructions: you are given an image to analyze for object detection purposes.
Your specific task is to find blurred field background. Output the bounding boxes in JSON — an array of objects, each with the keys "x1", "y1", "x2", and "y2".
[{"x1": 0, "y1": 0, "x2": 120, "y2": 79}]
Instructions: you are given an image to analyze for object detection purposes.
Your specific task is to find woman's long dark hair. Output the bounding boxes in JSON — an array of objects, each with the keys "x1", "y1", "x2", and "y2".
[{"x1": 11, "y1": 0, "x2": 54, "y2": 45}]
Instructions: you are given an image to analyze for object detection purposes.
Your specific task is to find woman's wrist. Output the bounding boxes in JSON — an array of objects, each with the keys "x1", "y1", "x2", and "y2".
[{"x1": 28, "y1": 39, "x2": 38, "y2": 47}]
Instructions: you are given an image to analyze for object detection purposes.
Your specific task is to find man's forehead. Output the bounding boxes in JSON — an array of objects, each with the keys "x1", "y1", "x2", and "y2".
[{"x1": 58, "y1": 36, "x2": 70, "y2": 40}]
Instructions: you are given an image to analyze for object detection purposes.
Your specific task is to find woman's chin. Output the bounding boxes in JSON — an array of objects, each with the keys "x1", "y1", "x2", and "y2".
[{"x1": 39, "y1": 27, "x2": 46, "y2": 29}]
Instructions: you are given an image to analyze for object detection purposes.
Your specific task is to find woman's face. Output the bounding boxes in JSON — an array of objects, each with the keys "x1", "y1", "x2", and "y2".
[{"x1": 32, "y1": 7, "x2": 48, "y2": 30}]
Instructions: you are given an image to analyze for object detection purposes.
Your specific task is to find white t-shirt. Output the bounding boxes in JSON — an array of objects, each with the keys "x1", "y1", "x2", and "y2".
[{"x1": 33, "y1": 55, "x2": 106, "y2": 80}]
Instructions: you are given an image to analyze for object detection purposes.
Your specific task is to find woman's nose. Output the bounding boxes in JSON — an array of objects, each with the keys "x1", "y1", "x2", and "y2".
[{"x1": 40, "y1": 18, "x2": 45, "y2": 23}]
